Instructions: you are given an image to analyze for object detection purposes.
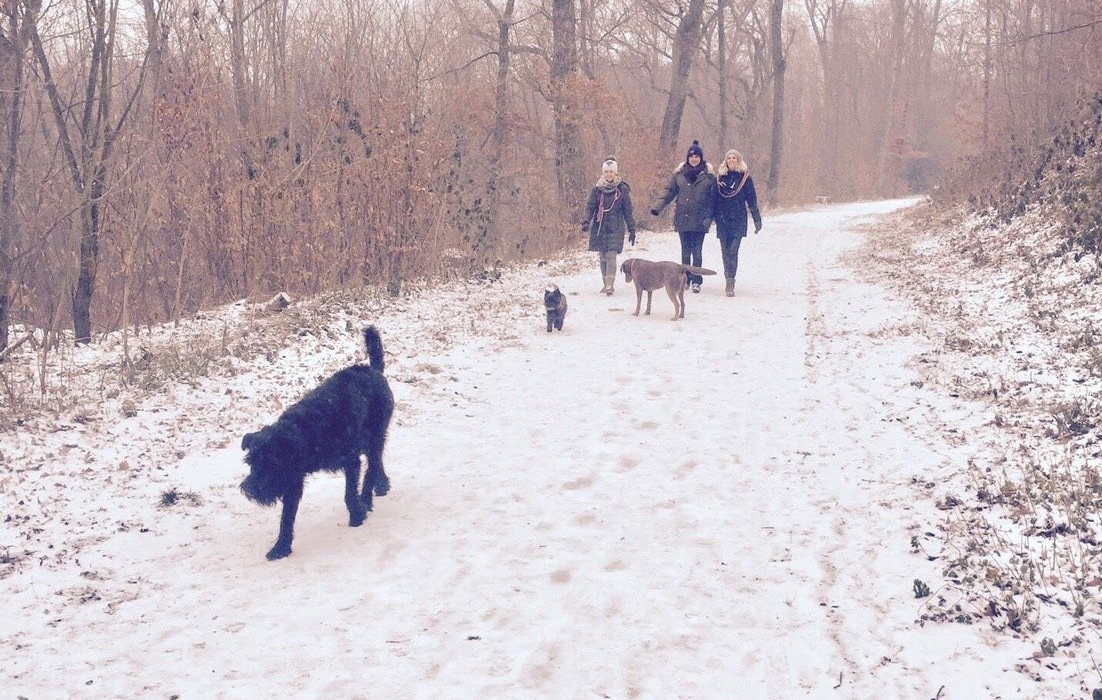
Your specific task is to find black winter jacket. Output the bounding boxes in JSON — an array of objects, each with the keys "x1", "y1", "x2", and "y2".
[
  {"x1": 583, "y1": 179, "x2": 636, "y2": 254},
  {"x1": 651, "y1": 163, "x2": 716, "y2": 233},
  {"x1": 714, "y1": 169, "x2": 762, "y2": 239}
]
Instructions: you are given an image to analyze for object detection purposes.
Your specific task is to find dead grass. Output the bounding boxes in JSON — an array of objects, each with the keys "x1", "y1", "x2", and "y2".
[{"x1": 854, "y1": 202, "x2": 1102, "y2": 658}]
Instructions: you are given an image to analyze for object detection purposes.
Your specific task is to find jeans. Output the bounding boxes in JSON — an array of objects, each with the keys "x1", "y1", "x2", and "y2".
[
  {"x1": 719, "y1": 235, "x2": 743, "y2": 279},
  {"x1": 679, "y1": 230, "x2": 706, "y2": 285}
]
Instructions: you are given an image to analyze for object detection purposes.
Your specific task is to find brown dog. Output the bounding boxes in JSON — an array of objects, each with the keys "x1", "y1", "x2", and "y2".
[{"x1": 620, "y1": 258, "x2": 717, "y2": 320}]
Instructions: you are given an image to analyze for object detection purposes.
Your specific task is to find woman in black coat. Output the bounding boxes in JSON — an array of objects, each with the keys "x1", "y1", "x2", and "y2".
[
  {"x1": 649, "y1": 140, "x2": 716, "y2": 292},
  {"x1": 582, "y1": 157, "x2": 637, "y2": 295},
  {"x1": 713, "y1": 149, "x2": 763, "y2": 297}
]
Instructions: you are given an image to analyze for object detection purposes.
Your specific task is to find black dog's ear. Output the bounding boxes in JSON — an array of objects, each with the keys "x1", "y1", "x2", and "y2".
[{"x1": 241, "y1": 431, "x2": 260, "y2": 451}]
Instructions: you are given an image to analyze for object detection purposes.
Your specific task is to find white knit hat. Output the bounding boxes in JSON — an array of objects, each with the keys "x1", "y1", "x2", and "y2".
[{"x1": 602, "y1": 157, "x2": 618, "y2": 174}]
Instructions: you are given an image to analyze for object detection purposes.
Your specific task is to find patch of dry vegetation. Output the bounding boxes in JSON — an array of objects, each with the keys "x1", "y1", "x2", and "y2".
[{"x1": 858, "y1": 91, "x2": 1102, "y2": 665}]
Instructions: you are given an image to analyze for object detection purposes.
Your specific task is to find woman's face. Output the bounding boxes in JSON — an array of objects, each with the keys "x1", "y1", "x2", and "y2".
[
  {"x1": 726, "y1": 154, "x2": 740, "y2": 168},
  {"x1": 603, "y1": 170, "x2": 617, "y2": 182}
]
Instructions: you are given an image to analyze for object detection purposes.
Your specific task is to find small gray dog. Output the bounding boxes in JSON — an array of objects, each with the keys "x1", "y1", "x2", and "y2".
[{"x1": 544, "y1": 284, "x2": 568, "y2": 332}]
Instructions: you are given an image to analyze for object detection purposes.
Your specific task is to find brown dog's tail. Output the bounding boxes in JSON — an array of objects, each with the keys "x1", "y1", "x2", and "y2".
[
  {"x1": 685, "y1": 266, "x2": 717, "y2": 276},
  {"x1": 363, "y1": 326, "x2": 385, "y2": 373}
]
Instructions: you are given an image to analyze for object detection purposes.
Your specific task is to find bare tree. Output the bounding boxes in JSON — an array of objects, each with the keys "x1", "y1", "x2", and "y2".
[
  {"x1": 227, "y1": 0, "x2": 258, "y2": 178},
  {"x1": 113, "y1": 0, "x2": 164, "y2": 363},
  {"x1": 717, "y1": 0, "x2": 729, "y2": 147},
  {"x1": 982, "y1": 0, "x2": 991, "y2": 149},
  {"x1": 0, "y1": 0, "x2": 33, "y2": 353},
  {"x1": 551, "y1": 0, "x2": 586, "y2": 222},
  {"x1": 28, "y1": 0, "x2": 160, "y2": 343},
  {"x1": 764, "y1": 0, "x2": 784, "y2": 205},
  {"x1": 471, "y1": 0, "x2": 517, "y2": 264},
  {"x1": 805, "y1": 0, "x2": 846, "y2": 190},
  {"x1": 657, "y1": 0, "x2": 707, "y2": 154},
  {"x1": 385, "y1": 0, "x2": 444, "y2": 295},
  {"x1": 710, "y1": 0, "x2": 764, "y2": 155}
]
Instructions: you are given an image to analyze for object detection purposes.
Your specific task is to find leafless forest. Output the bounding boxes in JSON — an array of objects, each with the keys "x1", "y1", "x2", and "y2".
[{"x1": 0, "y1": 0, "x2": 1100, "y2": 349}]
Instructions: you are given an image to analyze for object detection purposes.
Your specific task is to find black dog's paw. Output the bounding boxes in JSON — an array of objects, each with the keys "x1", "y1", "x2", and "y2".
[
  {"x1": 266, "y1": 543, "x2": 292, "y2": 561},
  {"x1": 374, "y1": 476, "x2": 390, "y2": 497}
]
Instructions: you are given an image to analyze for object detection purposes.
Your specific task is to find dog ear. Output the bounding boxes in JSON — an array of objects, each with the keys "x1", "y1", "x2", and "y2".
[{"x1": 241, "y1": 431, "x2": 260, "y2": 451}]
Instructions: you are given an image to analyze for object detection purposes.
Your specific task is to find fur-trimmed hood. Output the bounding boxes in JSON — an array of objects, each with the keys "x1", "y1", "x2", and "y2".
[
  {"x1": 674, "y1": 162, "x2": 715, "y2": 175},
  {"x1": 717, "y1": 162, "x2": 747, "y2": 177}
]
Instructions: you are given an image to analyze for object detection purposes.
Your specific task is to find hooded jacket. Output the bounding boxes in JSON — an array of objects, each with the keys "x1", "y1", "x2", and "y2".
[{"x1": 651, "y1": 162, "x2": 717, "y2": 233}]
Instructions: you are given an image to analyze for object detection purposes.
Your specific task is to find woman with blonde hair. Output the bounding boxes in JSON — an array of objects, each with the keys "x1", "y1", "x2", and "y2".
[{"x1": 713, "y1": 149, "x2": 763, "y2": 297}]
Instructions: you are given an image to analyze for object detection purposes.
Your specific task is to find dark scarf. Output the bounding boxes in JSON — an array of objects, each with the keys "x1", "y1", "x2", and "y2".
[
  {"x1": 682, "y1": 161, "x2": 706, "y2": 182},
  {"x1": 718, "y1": 170, "x2": 749, "y2": 197}
]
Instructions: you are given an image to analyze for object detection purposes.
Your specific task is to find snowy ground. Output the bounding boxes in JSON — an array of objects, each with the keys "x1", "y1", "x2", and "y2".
[{"x1": 2, "y1": 197, "x2": 1098, "y2": 699}]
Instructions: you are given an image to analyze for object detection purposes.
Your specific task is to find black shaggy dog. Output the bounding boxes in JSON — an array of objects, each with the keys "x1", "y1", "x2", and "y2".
[
  {"x1": 240, "y1": 326, "x2": 394, "y2": 560},
  {"x1": 544, "y1": 284, "x2": 568, "y2": 332}
]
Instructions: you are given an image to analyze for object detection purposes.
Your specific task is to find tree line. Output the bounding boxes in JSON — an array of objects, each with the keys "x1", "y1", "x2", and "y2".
[{"x1": 0, "y1": 0, "x2": 1099, "y2": 353}]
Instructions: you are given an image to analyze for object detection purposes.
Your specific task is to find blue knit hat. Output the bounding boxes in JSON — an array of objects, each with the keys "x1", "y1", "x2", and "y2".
[{"x1": 686, "y1": 140, "x2": 704, "y2": 161}]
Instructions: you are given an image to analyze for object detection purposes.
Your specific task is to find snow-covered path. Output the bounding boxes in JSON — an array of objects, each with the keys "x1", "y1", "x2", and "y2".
[{"x1": 3, "y1": 198, "x2": 1071, "y2": 698}]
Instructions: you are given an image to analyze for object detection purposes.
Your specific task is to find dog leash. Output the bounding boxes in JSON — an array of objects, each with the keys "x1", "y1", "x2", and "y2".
[
  {"x1": 596, "y1": 187, "x2": 621, "y2": 222},
  {"x1": 590, "y1": 186, "x2": 622, "y2": 238}
]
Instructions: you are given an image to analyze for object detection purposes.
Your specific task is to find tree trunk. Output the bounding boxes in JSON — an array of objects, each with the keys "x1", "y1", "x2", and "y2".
[
  {"x1": 765, "y1": 0, "x2": 785, "y2": 206},
  {"x1": 551, "y1": 0, "x2": 585, "y2": 223},
  {"x1": 475, "y1": 0, "x2": 515, "y2": 266},
  {"x1": 982, "y1": 0, "x2": 991, "y2": 150},
  {"x1": 72, "y1": 0, "x2": 113, "y2": 345},
  {"x1": 658, "y1": 0, "x2": 706, "y2": 154},
  {"x1": 0, "y1": 2, "x2": 30, "y2": 354},
  {"x1": 387, "y1": 113, "x2": 419, "y2": 297},
  {"x1": 717, "y1": 0, "x2": 728, "y2": 150},
  {"x1": 72, "y1": 167, "x2": 106, "y2": 344},
  {"x1": 387, "y1": 48, "x2": 428, "y2": 297},
  {"x1": 806, "y1": 0, "x2": 846, "y2": 193},
  {"x1": 874, "y1": 0, "x2": 908, "y2": 196},
  {"x1": 30, "y1": 0, "x2": 158, "y2": 343},
  {"x1": 230, "y1": 0, "x2": 257, "y2": 178},
  {"x1": 119, "y1": 0, "x2": 163, "y2": 361}
]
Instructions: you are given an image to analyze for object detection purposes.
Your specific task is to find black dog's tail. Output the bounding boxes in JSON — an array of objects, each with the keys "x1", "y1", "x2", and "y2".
[{"x1": 363, "y1": 326, "x2": 385, "y2": 373}]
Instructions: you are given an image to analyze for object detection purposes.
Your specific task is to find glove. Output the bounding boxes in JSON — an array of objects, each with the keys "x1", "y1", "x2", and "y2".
[
  {"x1": 628, "y1": 232, "x2": 636, "y2": 246},
  {"x1": 754, "y1": 221, "x2": 762, "y2": 233},
  {"x1": 649, "y1": 208, "x2": 660, "y2": 216}
]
